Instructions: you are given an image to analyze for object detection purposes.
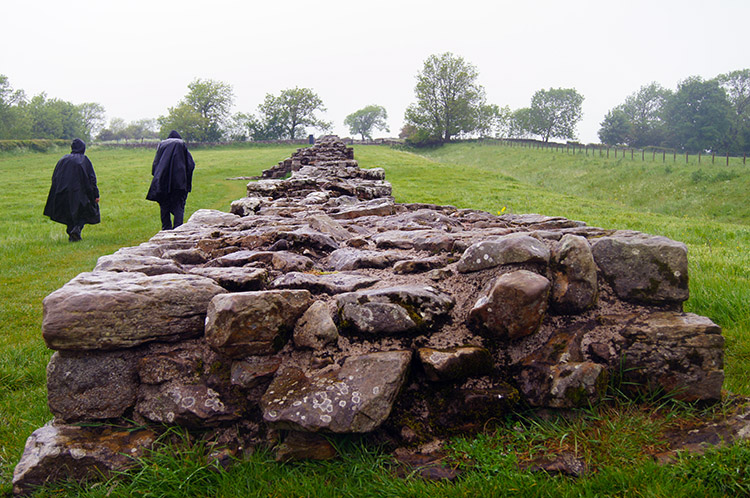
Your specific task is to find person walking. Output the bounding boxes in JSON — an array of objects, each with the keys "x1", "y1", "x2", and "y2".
[
  {"x1": 43, "y1": 138, "x2": 100, "y2": 242},
  {"x1": 146, "y1": 130, "x2": 195, "y2": 230}
]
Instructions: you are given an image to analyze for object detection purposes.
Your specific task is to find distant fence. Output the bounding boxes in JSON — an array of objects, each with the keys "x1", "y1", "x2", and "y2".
[{"x1": 485, "y1": 138, "x2": 748, "y2": 166}]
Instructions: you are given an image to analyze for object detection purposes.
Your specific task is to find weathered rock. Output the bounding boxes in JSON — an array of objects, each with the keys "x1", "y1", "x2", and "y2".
[
  {"x1": 457, "y1": 234, "x2": 550, "y2": 273},
  {"x1": 189, "y1": 267, "x2": 268, "y2": 292},
  {"x1": 417, "y1": 346, "x2": 493, "y2": 382},
  {"x1": 307, "y1": 213, "x2": 352, "y2": 241},
  {"x1": 336, "y1": 285, "x2": 454, "y2": 335},
  {"x1": 261, "y1": 350, "x2": 412, "y2": 433},
  {"x1": 47, "y1": 350, "x2": 138, "y2": 422},
  {"x1": 208, "y1": 250, "x2": 314, "y2": 272},
  {"x1": 468, "y1": 270, "x2": 551, "y2": 340},
  {"x1": 550, "y1": 234, "x2": 598, "y2": 313},
  {"x1": 294, "y1": 301, "x2": 339, "y2": 350},
  {"x1": 329, "y1": 199, "x2": 396, "y2": 219},
  {"x1": 274, "y1": 431, "x2": 337, "y2": 462},
  {"x1": 231, "y1": 356, "x2": 282, "y2": 389},
  {"x1": 163, "y1": 248, "x2": 208, "y2": 265},
  {"x1": 612, "y1": 311, "x2": 724, "y2": 402},
  {"x1": 328, "y1": 248, "x2": 408, "y2": 271},
  {"x1": 230, "y1": 196, "x2": 263, "y2": 216},
  {"x1": 136, "y1": 381, "x2": 241, "y2": 426},
  {"x1": 185, "y1": 208, "x2": 241, "y2": 227},
  {"x1": 12, "y1": 423, "x2": 157, "y2": 497},
  {"x1": 205, "y1": 290, "x2": 313, "y2": 358},
  {"x1": 271, "y1": 271, "x2": 378, "y2": 294},
  {"x1": 94, "y1": 252, "x2": 185, "y2": 275},
  {"x1": 393, "y1": 256, "x2": 448, "y2": 274},
  {"x1": 136, "y1": 340, "x2": 210, "y2": 385},
  {"x1": 42, "y1": 272, "x2": 226, "y2": 351},
  {"x1": 591, "y1": 234, "x2": 689, "y2": 304},
  {"x1": 516, "y1": 361, "x2": 608, "y2": 408}
]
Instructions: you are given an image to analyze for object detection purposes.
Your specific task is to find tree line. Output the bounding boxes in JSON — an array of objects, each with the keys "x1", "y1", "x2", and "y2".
[
  {"x1": 597, "y1": 70, "x2": 750, "y2": 154},
  {"x1": 2, "y1": 58, "x2": 748, "y2": 153}
]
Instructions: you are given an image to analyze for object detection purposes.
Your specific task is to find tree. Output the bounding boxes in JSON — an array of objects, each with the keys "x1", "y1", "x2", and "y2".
[
  {"x1": 598, "y1": 108, "x2": 631, "y2": 146},
  {"x1": 159, "y1": 78, "x2": 234, "y2": 142},
  {"x1": 344, "y1": 105, "x2": 389, "y2": 140},
  {"x1": 528, "y1": 88, "x2": 584, "y2": 142},
  {"x1": 404, "y1": 52, "x2": 488, "y2": 143},
  {"x1": 253, "y1": 87, "x2": 329, "y2": 140},
  {"x1": 157, "y1": 103, "x2": 209, "y2": 141},
  {"x1": 26, "y1": 94, "x2": 85, "y2": 139},
  {"x1": 620, "y1": 82, "x2": 671, "y2": 147},
  {"x1": 663, "y1": 76, "x2": 732, "y2": 152},
  {"x1": 508, "y1": 108, "x2": 533, "y2": 139},
  {"x1": 475, "y1": 104, "x2": 511, "y2": 138},
  {"x1": 77, "y1": 102, "x2": 106, "y2": 141},
  {"x1": 717, "y1": 69, "x2": 750, "y2": 153}
]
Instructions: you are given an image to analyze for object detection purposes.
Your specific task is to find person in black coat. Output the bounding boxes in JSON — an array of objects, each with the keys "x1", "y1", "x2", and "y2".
[
  {"x1": 146, "y1": 130, "x2": 195, "y2": 230},
  {"x1": 43, "y1": 138, "x2": 100, "y2": 242}
]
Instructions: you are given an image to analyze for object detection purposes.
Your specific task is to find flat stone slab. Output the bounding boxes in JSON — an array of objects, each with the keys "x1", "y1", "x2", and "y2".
[
  {"x1": 42, "y1": 271, "x2": 226, "y2": 351},
  {"x1": 457, "y1": 233, "x2": 550, "y2": 273},
  {"x1": 261, "y1": 350, "x2": 412, "y2": 433},
  {"x1": 271, "y1": 271, "x2": 378, "y2": 294}
]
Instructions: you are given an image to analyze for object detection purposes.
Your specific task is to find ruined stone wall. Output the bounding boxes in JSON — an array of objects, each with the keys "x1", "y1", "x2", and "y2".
[{"x1": 13, "y1": 136, "x2": 727, "y2": 494}]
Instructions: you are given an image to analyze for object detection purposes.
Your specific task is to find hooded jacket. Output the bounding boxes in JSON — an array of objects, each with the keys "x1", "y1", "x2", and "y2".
[
  {"x1": 146, "y1": 130, "x2": 195, "y2": 203},
  {"x1": 43, "y1": 139, "x2": 100, "y2": 226}
]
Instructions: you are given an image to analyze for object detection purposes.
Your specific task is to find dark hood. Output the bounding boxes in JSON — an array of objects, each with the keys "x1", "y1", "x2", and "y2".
[
  {"x1": 168, "y1": 130, "x2": 182, "y2": 139},
  {"x1": 71, "y1": 139, "x2": 86, "y2": 154}
]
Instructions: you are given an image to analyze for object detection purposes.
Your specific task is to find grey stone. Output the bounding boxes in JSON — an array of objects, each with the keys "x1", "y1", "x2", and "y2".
[
  {"x1": 457, "y1": 233, "x2": 550, "y2": 273},
  {"x1": 230, "y1": 197, "x2": 263, "y2": 216},
  {"x1": 12, "y1": 423, "x2": 156, "y2": 497},
  {"x1": 516, "y1": 361, "x2": 608, "y2": 408},
  {"x1": 294, "y1": 301, "x2": 339, "y2": 350},
  {"x1": 550, "y1": 234, "x2": 598, "y2": 313},
  {"x1": 271, "y1": 271, "x2": 378, "y2": 294},
  {"x1": 205, "y1": 290, "x2": 313, "y2": 358},
  {"x1": 42, "y1": 272, "x2": 226, "y2": 351},
  {"x1": 591, "y1": 234, "x2": 689, "y2": 303},
  {"x1": 336, "y1": 285, "x2": 454, "y2": 335},
  {"x1": 136, "y1": 382, "x2": 241, "y2": 426},
  {"x1": 94, "y1": 252, "x2": 184, "y2": 275},
  {"x1": 328, "y1": 248, "x2": 408, "y2": 271},
  {"x1": 417, "y1": 346, "x2": 493, "y2": 382},
  {"x1": 308, "y1": 213, "x2": 352, "y2": 241},
  {"x1": 274, "y1": 431, "x2": 337, "y2": 462},
  {"x1": 261, "y1": 350, "x2": 412, "y2": 433},
  {"x1": 469, "y1": 270, "x2": 551, "y2": 340},
  {"x1": 231, "y1": 356, "x2": 282, "y2": 389},
  {"x1": 47, "y1": 351, "x2": 138, "y2": 422},
  {"x1": 189, "y1": 267, "x2": 268, "y2": 292}
]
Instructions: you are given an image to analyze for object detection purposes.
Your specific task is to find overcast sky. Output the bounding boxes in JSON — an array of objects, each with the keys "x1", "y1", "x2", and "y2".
[{"x1": 3, "y1": 0, "x2": 748, "y2": 143}]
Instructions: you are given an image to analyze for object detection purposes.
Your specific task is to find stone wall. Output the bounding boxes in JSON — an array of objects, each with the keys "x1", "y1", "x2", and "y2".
[{"x1": 13, "y1": 136, "x2": 728, "y2": 494}]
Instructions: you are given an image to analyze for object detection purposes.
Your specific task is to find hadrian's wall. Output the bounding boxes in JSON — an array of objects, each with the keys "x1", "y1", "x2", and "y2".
[{"x1": 12, "y1": 136, "x2": 737, "y2": 494}]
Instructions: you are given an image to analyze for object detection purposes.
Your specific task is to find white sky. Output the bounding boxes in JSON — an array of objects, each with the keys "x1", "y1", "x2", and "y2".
[{"x1": 2, "y1": 0, "x2": 748, "y2": 143}]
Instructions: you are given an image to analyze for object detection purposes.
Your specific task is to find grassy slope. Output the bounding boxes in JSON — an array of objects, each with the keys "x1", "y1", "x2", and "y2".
[{"x1": 1, "y1": 143, "x2": 748, "y2": 496}]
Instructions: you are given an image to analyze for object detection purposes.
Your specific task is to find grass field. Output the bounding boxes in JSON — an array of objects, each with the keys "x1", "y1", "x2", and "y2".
[{"x1": 1, "y1": 142, "x2": 748, "y2": 496}]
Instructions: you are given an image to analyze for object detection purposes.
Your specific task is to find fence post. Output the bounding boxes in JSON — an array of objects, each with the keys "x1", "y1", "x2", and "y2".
[
  {"x1": 663, "y1": 151, "x2": 665, "y2": 162},
  {"x1": 712, "y1": 152, "x2": 715, "y2": 164},
  {"x1": 726, "y1": 152, "x2": 729, "y2": 166},
  {"x1": 642, "y1": 149, "x2": 645, "y2": 161},
  {"x1": 631, "y1": 149, "x2": 634, "y2": 160},
  {"x1": 686, "y1": 152, "x2": 689, "y2": 164},
  {"x1": 699, "y1": 152, "x2": 701, "y2": 164}
]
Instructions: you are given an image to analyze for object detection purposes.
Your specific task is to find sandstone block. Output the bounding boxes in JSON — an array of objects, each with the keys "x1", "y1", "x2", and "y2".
[
  {"x1": 261, "y1": 350, "x2": 412, "y2": 433},
  {"x1": 417, "y1": 346, "x2": 493, "y2": 382},
  {"x1": 591, "y1": 234, "x2": 689, "y2": 303},
  {"x1": 550, "y1": 234, "x2": 598, "y2": 313},
  {"x1": 457, "y1": 234, "x2": 550, "y2": 273},
  {"x1": 205, "y1": 290, "x2": 313, "y2": 358},
  {"x1": 294, "y1": 301, "x2": 339, "y2": 350},
  {"x1": 469, "y1": 270, "x2": 551, "y2": 340},
  {"x1": 42, "y1": 272, "x2": 226, "y2": 351}
]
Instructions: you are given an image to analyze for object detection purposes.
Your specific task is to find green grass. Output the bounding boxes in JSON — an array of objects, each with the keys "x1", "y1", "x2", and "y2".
[{"x1": 2, "y1": 142, "x2": 749, "y2": 496}]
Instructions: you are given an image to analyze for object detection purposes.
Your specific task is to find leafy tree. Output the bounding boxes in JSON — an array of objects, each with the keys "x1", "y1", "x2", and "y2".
[
  {"x1": 717, "y1": 69, "x2": 750, "y2": 153},
  {"x1": 0, "y1": 75, "x2": 28, "y2": 139},
  {"x1": 77, "y1": 102, "x2": 106, "y2": 141},
  {"x1": 663, "y1": 76, "x2": 732, "y2": 152},
  {"x1": 528, "y1": 88, "x2": 584, "y2": 142},
  {"x1": 475, "y1": 104, "x2": 511, "y2": 138},
  {"x1": 159, "y1": 78, "x2": 234, "y2": 142},
  {"x1": 598, "y1": 108, "x2": 631, "y2": 145},
  {"x1": 253, "y1": 87, "x2": 330, "y2": 140},
  {"x1": 344, "y1": 105, "x2": 389, "y2": 140},
  {"x1": 508, "y1": 108, "x2": 533, "y2": 138},
  {"x1": 404, "y1": 52, "x2": 488, "y2": 143},
  {"x1": 26, "y1": 94, "x2": 85, "y2": 139},
  {"x1": 620, "y1": 82, "x2": 671, "y2": 147},
  {"x1": 158, "y1": 103, "x2": 211, "y2": 141}
]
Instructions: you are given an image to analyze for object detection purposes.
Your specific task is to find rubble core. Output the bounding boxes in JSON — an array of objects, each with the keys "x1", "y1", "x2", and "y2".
[{"x1": 13, "y1": 136, "x2": 733, "y2": 495}]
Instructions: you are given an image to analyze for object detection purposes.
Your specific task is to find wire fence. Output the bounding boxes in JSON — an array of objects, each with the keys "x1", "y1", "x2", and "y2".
[{"x1": 489, "y1": 138, "x2": 748, "y2": 166}]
